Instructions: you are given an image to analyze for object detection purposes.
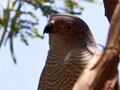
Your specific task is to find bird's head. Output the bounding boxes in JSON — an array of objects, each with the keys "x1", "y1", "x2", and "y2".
[
  {"x1": 44, "y1": 14, "x2": 88, "y2": 35},
  {"x1": 43, "y1": 14, "x2": 96, "y2": 51}
]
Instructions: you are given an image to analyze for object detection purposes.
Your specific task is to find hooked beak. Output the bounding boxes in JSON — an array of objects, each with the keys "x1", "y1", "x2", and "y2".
[
  {"x1": 43, "y1": 24, "x2": 53, "y2": 35},
  {"x1": 43, "y1": 20, "x2": 55, "y2": 35}
]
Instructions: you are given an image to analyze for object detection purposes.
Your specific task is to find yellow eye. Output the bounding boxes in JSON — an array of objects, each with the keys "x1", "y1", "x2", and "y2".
[{"x1": 64, "y1": 23, "x2": 74, "y2": 31}]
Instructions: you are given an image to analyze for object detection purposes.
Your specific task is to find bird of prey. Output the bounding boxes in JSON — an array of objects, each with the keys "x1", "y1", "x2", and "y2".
[{"x1": 38, "y1": 13, "x2": 100, "y2": 90}]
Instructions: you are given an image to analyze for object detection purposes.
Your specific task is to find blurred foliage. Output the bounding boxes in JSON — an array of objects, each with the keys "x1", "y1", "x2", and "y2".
[{"x1": 0, "y1": 0, "x2": 99, "y2": 63}]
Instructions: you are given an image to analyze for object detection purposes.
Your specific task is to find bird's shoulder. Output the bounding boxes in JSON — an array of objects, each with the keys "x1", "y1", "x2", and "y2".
[{"x1": 64, "y1": 46, "x2": 100, "y2": 64}]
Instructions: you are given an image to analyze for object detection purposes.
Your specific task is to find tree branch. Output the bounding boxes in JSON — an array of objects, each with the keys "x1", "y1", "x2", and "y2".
[
  {"x1": 72, "y1": 2, "x2": 120, "y2": 90},
  {"x1": 103, "y1": 0, "x2": 119, "y2": 22}
]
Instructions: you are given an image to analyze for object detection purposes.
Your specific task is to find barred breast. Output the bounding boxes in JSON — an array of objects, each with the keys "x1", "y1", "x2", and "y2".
[{"x1": 44, "y1": 48, "x2": 93, "y2": 90}]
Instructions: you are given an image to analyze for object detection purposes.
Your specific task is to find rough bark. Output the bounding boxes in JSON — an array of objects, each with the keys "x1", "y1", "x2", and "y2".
[{"x1": 72, "y1": 1, "x2": 120, "y2": 90}]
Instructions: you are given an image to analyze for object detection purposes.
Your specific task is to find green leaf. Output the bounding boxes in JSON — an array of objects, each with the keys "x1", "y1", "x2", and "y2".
[
  {"x1": 84, "y1": 0, "x2": 94, "y2": 2},
  {"x1": 40, "y1": 0, "x2": 50, "y2": 3},
  {"x1": 0, "y1": 0, "x2": 13, "y2": 48},
  {"x1": 65, "y1": 0, "x2": 77, "y2": 9},
  {"x1": 20, "y1": 34, "x2": 29, "y2": 45},
  {"x1": 33, "y1": 26, "x2": 44, "y2": 38},
  {"x1": 10, "y1": 37, "x2": 17, "y2": 64}
]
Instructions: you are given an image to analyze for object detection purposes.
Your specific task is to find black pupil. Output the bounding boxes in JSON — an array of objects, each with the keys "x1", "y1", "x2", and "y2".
[{"x1": 67, "y1": 26, "x2": 72, "y2": 30}]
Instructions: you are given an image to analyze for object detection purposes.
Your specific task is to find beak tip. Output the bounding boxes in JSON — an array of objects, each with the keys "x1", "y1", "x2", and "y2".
[{"x1": 43, "y1": 24, "x2": 52, "y2": 34}]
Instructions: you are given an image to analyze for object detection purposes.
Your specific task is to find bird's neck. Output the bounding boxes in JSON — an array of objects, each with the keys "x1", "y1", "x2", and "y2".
[{"x1": 49, "y1": 34, "x2": 88, "y2": 53}]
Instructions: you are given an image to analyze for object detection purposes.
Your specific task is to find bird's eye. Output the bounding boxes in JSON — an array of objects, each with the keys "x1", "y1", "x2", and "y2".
[
  {"x1": 64, "y1": 23, "x2": 74, "y2": 31},
  {"x1": 67, "y1": 26, "x2": 72, "y2": 30}
]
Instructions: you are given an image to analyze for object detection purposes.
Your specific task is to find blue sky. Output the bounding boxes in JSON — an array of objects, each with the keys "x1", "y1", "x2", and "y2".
[{"x1": 0, "y1": 0, "x2": 119, "y2": 90}]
